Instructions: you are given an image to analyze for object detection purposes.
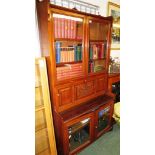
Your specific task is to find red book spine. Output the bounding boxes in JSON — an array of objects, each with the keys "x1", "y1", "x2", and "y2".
[
  {"x1": 70, "y1": 20, "x2": 74, "y2": 39},
  {"x1": 101, "y1": 43, "x2": 104, "y2": 58},
  {"x1": 54, "y1": 17, "x2": 58, "y2": 38},
  {"x1": 61, "y1": 18, "x2": 65, "y2": 38},
  {"x1": 57, "y1": 18, "x2": 61, "y2": 38},
  {"x1": 64, "y1": 19, "x2": 68, "y2": 38},
  {"x1": 73, "y1": 21, "x2": 76, "y2": 39},
  {"x1": 98, "y1": 44, "x2": 102, "y2": 58},
  {"x1": 67, "y1": 19, "x2": 71, "y2": 39}
]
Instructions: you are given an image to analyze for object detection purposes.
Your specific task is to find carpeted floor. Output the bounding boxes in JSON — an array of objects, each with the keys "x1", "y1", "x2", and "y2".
[{"x1": 78, "y1": 123, "x2": 120, "y2": 155}]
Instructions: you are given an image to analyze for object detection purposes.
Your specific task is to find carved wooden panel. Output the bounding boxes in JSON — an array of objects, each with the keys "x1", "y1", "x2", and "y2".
[{"x1": 75, "y1": 80, "x2": 95, "y2": 100}]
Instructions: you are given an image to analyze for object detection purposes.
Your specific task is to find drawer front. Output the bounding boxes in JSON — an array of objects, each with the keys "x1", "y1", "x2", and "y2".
[
  {"x1": 56, "y1": 85, "x2": 74, "y2": 110},
  {"x1": 75, "y1": 80, "x2": 95, "y2": 100},
  {"x1": 96, "y1": 76, "x2": 107, "y2": 93}
]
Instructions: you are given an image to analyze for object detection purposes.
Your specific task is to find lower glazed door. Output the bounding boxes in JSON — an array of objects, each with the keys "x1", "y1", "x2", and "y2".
[
  {"x1": 63, "y1": 113, "x2": 94, "y2": 155},
  {"x1": 95, "y1": 102, "x2": 113, "y2": 138}
]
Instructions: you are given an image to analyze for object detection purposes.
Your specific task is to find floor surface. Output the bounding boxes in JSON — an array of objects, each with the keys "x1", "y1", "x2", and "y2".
[{"x1": 78, "y1": 123, "x2": 120, "y2": 155}]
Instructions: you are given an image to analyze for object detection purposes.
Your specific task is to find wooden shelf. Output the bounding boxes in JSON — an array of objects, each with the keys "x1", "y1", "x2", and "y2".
[
  {"x1": 56, "y1": 61, "x2": 82, "y2": 67},
  {"x1": 108, "y1": 73, "x2": 120, "y2": 78},
  {"x1": 88, "y1": 70, "x2": 106, "y2": 76},
  {"x1": 89, "y1": 58, "x2": 106, "y2": 61},
  {"x1": 55, "y1": 38, "x2": 82, "y2": 42},
  {"x1": 90, "y1": 40, "x2": 105, "y2": 42}
]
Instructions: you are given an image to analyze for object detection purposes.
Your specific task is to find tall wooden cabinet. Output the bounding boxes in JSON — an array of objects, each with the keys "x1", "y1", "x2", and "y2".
[{"x1": 36, "y1": 1, "x2": 114, "y2": 155}]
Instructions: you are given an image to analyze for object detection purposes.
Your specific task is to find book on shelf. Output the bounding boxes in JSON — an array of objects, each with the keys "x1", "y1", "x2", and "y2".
[
  {"x1": 67, "y1": 19, "x2": 71, "y2": 39},
  {"x1": 54, "y1": 17, "x2": 77, "y2": 39},
  {"x1": 55, "y1": 41, "x2": 61, "y2": 63},
  {"x1": 89, "y1": 42, "x2": 107, "y2": 60},
  {"x1": 56, "y1": 42, "x2": 82, "y2": 64},
  {"x1": 57, "y1": 63, "x2": 83, "y2": 80},
  {"x1": 54, "y1": 17, "x2": 58, "y2": 38},
  {"x1": 57, "y1": 18, "x2": 61, "y2": 38},
  {"x1": 64, "y1": 19, "x2": 68, "y2": 38},
  {"x1": 61, "y1": 18, "x2": 65, "y2": 38},
  {"x1": 75, "y1": 44, "x2": 82, "y2": 61}
]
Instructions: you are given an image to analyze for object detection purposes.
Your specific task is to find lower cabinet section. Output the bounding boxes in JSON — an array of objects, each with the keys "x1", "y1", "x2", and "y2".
[{"x1": 54, "y1": 95, "x2": 114, "y2": 155}]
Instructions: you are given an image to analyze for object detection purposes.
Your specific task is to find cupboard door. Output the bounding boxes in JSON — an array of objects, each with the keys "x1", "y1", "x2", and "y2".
[
  {"x1": 88, "y1": 19, "x2": 110, "y2": 75},
  {"x1": 74, "y1": 79, "x2": 95, "y2": 101},
  {"x1": 51, "y1": 12, "x2": 86, "y2": 81},
  {"x1": 56, "y1": 84, "x2": 74, "y2": 111},
  {"x1": 95, "y1": 103, "x2": 113, "y2": 138},
  {"x1": 96, "y1": 75, "x2": 107, "y2": 93},
  {"x1": 64, "y1": 113, "x2": 94, "y2": 154}
]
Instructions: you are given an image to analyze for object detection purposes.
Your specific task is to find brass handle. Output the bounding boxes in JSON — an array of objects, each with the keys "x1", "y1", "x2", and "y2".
[
  {"x1": 95, "y1": 126, "x2": 98, "y2": 129},
  {"x1": 57, "y1": 94, "x2": 60, "y2": 96}
]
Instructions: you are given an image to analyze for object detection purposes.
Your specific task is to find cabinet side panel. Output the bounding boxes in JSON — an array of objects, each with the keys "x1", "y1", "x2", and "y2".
[
  {"x1": 53, "y1": 111, "x2": 64, "y2": 155},
  {"x1": 36, "y1": 0, "x2": 50, "y2": 56}
]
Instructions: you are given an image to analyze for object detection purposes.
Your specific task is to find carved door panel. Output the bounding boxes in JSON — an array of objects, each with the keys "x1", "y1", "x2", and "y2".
[
  {"x1": 74, "y1": 79, "x2": 95, "y2": 101},
  {"x1": 56, "y1": 84, "x2": 74, "y2": 111}
]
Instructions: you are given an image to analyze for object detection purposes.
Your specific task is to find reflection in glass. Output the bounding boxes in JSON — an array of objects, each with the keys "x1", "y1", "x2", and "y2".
[
  {"x1": 88, "y1": 20, "x2": 109, "y2": 74},
  {"x1": 53, "y1": 13, "x2": 84, "y2": 81},
  {"x1": 68, "y1": 118, "x2": 90, "y2": 151},
  {"x1": 98, "y1": 107, "x2": 110, "y2": 132}
]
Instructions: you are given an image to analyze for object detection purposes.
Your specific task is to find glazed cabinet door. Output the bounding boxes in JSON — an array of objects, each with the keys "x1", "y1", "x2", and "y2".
[
  {"x1": 63, "y1": 113, "x2": 94, "y2": 155},
  {"x1": 55, "y1": 84, "x2": 74, "y2": 112},
  {"x1": 95, "y1": 102, "x2": 113, "y2": 138},
  {"x1": 87, "y1": 18, "x2": 111, "y2": 75},
  {"x1": 49, "y1": 9, "x2": 87, "y2": 82}
]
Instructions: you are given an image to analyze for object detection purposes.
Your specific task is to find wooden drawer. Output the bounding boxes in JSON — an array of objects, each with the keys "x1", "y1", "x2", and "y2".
[
  {"x1": 74, "y1": 79, "x2": 95, "y2": 100},
  {"x1": 96, "y1": 75, "x2": 107, "y2": 93}
]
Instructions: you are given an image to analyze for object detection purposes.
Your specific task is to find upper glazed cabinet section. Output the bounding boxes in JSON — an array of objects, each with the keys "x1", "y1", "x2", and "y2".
[
  {"x1": 48, "y1": 6, "x2": 112, "y2": 83},
  {"x1": 51, "y1": 11, "x2": 86, "y2": 82}
]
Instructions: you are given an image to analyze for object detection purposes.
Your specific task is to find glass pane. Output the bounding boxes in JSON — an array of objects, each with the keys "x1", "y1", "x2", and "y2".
[
  {"x1": 53, "y1": 13, "x2": 84, "y2": 81},
  {"x1": 88, "y1": 20, "x2": 109, "y2": 74},
  {"x1": 98, "y1": 106, "x2": 110, "y2": 132},
  {"x1": 68, "y1": 118, "x2": 90, "y2": 151}
]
